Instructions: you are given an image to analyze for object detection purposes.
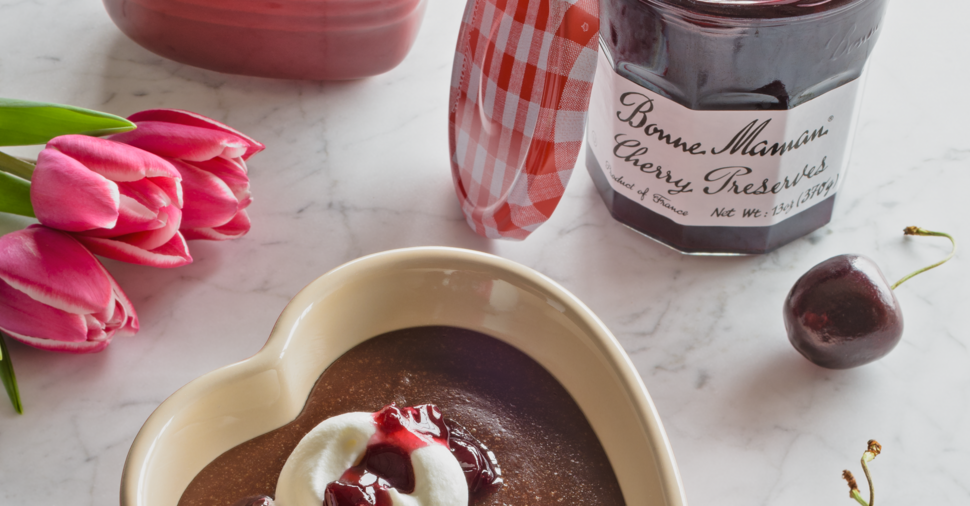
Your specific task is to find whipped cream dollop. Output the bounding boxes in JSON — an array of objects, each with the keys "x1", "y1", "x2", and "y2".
[{"x1": 275, "y1": 405, "x2": 500, "y2": 506}]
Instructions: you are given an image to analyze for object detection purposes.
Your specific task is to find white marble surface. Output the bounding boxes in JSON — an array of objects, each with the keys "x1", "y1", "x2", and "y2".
[{"x1": 1, "y1": 0, "x2": 968, "y2": 505}]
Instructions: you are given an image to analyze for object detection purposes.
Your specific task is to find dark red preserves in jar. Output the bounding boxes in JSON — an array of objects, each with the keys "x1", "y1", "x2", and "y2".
[{"x1": 585, "y1": 0, "x2": 888, "y2": 254}]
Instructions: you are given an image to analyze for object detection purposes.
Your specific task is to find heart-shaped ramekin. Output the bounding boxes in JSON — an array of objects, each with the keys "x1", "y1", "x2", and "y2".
[{"x1": 120, "y1": 247, "x2": 687, "y2": 506}]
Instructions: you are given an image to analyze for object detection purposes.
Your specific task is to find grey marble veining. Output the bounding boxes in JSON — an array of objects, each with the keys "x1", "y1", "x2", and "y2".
[{"x1": 1, "y1": 0, "x2": 968, "y2": 505}]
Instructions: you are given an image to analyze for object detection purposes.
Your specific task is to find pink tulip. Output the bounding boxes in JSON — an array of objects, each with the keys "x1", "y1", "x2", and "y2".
[
  {"x1": 110, "y1": 109, "x2": 264, "y2": 240},
  {"x1": 0, "y1": 226, "x2": 138, "y2": 353},
  {"x1": 31, "y1": 134, "x2": 192, "y2": 268}
]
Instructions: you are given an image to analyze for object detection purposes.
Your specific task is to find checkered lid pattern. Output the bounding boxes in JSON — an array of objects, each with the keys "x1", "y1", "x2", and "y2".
[{"x1": 449, "y1": 0, "x2": 599, "y2": 239}]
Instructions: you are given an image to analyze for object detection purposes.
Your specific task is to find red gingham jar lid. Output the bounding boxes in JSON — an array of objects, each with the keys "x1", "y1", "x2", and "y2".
[{"x1": 448, "y1": 0, "x2": 599, "y2": 239}]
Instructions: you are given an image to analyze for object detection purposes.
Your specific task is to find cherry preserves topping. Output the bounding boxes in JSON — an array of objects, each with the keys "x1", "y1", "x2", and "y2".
[
  {"x1": 324, "y1": 404, "x2": 502, "y2": 506},
  {"x1": 324, "y1": 469, "x2": 395, "y2": 506},
  {"x1": 324, "y1": 444, "x2": 412, "y2": 506},
  {"x1": 360, "y1": 444, "x2": 414, "y2": 492},
  {"x1": 375, "y1": 404, "x2": 449, "y2": 453},
  {"x1": 445, "y1": 420, "x2": 503, "y2": 498}
]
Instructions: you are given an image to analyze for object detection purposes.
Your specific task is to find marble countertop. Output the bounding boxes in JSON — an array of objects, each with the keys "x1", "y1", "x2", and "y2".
[{"x1": 1, "y1": 0, "x2": 968, "y2": 504}]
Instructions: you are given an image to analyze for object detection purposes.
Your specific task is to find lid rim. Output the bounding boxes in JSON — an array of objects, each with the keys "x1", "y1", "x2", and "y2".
[{"x1": 448, "y1": 0, "x2": 600, "y2": 240}]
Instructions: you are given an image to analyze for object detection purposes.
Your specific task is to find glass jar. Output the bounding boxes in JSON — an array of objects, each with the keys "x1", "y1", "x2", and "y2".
[
  {"x1": 103, "y1": 0, "x2": 427, "y2": 80},
  {"x1": 585, "y1": 0, "x2": 888, "y2": 254}
]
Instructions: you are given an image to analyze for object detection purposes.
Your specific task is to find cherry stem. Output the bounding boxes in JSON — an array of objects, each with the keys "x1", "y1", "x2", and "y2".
[
  {"x1": 860, "y1": 440, "x2": 881, "y2": 506},
  {"x1": 843, "y1": 470, "x2": 868, "y2": 506},
  {"x1": 843, "y1": 440, "x2": 881, "y2": 506},
  {"x1": 890, "y1": 227, "x2": 956, "y2": 290}
]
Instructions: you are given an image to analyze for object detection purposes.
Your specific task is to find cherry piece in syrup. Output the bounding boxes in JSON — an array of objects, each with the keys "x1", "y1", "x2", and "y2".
[
  {"x1": 446, "y1": 419, "x2": 503, "y2": 497},
  {"x1": 230, "y1": 495, "x2": 274, "y2": 506}
]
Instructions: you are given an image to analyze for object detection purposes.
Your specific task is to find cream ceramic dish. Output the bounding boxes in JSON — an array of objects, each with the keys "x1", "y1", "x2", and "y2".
[{"x1": 120, "y1": 247, "x2": 687, "y2": 506}]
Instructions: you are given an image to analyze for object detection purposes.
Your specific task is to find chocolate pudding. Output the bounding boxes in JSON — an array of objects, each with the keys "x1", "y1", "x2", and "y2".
[{"x1": 178, "y1": 326, "x2": 625, "y2": 506}]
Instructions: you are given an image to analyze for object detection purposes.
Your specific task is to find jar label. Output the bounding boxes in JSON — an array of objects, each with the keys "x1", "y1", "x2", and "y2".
[{"x1": 587, "y1": 50, "x2": 864, "y2": 227}]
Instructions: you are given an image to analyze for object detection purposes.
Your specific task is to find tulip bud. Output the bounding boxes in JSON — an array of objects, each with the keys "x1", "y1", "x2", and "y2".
[
  {"x1": 0, "y1": 226, "x2": 138, "y2": 353},
  {"x1": 31, "y1": 134, "x2": 192, "y2": 268},
  {"x1": 110, "y1": 109, "x2": 264, "y2": 240}
]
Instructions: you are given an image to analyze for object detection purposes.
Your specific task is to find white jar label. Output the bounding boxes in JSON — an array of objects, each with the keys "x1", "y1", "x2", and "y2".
[{"x1": 587, "y1": 48, "x2": 865, "y2": 227}]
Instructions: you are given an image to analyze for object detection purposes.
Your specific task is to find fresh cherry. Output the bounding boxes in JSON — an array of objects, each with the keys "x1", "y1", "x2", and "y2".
[
  {"x1": 784, "y1": 227, "x2": 955, "y2": 369},
  {"x1": 784, "y1": 254, "x2": 902, "y2": 368}
]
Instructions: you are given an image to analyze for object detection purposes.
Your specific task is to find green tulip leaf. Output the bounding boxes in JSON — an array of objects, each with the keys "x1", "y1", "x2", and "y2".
[
  {"x1": 0, "y1": 170, "x2": 35, "y2": 217},
  {"x1": 0, "y1": 98, "x2": 135, "y2": 146},
  {"x1": 0, "y1": 332, "x2": 24, "y2": 415}
]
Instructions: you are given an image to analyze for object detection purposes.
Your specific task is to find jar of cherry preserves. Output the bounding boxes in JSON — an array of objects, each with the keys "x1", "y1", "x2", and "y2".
[{"x1": 585, "y1": 0, "x2": 888, "y2": 254}]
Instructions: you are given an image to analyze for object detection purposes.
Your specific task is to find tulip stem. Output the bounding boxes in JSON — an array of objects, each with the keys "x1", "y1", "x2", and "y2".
[
  {"x1": 0, "y1": 170, "x2": 35, "y2": 218},
  {"x1": 0, "y1": 150, "x2": 35, "y2": 180},
  {"x1": 0, "y1": 332, "x2": 23, "y2": 414},
  {"x1": 891, "y1": 227, "x2": 956, "y2": 290}
]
